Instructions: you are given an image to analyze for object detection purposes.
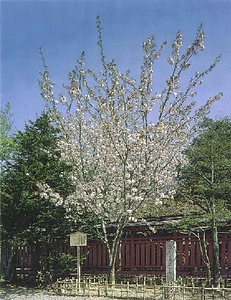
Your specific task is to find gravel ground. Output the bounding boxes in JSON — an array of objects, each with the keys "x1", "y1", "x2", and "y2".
[
  {"x1": 0, "y1": 284, "x2": 109, "y2": 300},
  {"x1": 2, "y1": 282, "x2": 231, "y2": 300}
]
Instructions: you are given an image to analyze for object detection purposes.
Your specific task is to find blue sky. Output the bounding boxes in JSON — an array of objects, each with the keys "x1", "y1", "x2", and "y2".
[{"x1": 1, "y1": 0, "x2": 231, "y2": 132}]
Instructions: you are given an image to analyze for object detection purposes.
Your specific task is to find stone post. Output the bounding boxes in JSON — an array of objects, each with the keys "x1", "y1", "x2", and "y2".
[{"x1": 166, "y1": 240, "x2": 176, "y2": 283}]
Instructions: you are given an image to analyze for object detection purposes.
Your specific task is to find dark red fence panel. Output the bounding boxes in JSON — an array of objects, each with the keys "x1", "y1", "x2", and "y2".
[
  {"x1": 6, "y1": 232, "x2": 231, "y2": 277},
  {"x1": 81, "y1": 233, "x2": 231, "y2": 276},
  {"x1": 118, "y1": 237, "x2": 166, "y2": 275}
]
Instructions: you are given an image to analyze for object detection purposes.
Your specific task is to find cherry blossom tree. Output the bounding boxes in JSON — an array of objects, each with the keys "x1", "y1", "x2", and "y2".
[{"x1": 39, "y1": 17, "x2": 222, "y2": 282}]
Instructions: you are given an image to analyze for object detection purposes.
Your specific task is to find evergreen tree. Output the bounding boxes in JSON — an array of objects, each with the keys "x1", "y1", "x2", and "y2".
[
  {"x1": 177, "y1": 117, "x2": 231, "y2": 286},
  {"x1": 1, "y1": 113, "x2": 75, "y2": 281}
]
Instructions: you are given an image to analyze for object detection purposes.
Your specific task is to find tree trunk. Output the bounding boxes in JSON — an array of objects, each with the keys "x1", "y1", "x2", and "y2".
[
  {"x1": 3, "y1": 245, "x2": 17, "y2": 282},
  {"x1": 194, "y1": 231, "x2": 212, "y2": 286},
  {"x1": 102, "y1": 218, "x2": 127, "y2": 285},
  {"x1": 108, "y1": 240, "x2": 120, "y2": 284},
  {"x1": 109, "y1": 263, "x2": 116, "y2": 285},
  {"x1": 210, "y1": 163, "x2": 221, "y2": 287},
  {"x1": 201, "y1": 233, "x2": 212, "y2": 287},
  {"x1": 211, "y1": 224, "x2": 221, "y2": 287}
]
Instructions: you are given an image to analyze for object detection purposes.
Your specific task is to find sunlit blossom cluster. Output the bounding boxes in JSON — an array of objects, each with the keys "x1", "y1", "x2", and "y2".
[{"x1": 37, "y1": 182, "x2": 64, "y2": 205}]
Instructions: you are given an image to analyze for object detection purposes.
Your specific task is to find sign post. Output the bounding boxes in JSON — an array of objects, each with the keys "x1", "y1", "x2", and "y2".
[{"x1": 70, "y1": 232, "x2": 87, "y2": 283}]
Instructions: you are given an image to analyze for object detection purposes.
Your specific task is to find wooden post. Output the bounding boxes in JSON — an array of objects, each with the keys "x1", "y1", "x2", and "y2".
[{"x1": 77, "y1": 246, "x2": 81, "y2": 283}]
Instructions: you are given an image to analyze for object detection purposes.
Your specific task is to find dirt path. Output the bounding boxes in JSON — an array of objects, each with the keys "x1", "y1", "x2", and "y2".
[{"x1": 0, "y1": 284, "x2": 110, "y2": 300}]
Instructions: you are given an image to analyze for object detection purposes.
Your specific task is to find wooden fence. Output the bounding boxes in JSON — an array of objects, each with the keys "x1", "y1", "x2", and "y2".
[
  {"x1": 53, "y1": 277, "x2": 231, "y2": 299},
  {"x1": 2, "y1": 232, "x2": 231, "y2": 278},
  {"x1": 82, "y1": 233, "x2": 231, "y2": 277}
]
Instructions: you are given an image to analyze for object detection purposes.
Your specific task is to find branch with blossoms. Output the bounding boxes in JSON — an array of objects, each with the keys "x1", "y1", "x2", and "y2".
[{"x1": 38, "y1": 17, "x2": 222, "y2": 283}]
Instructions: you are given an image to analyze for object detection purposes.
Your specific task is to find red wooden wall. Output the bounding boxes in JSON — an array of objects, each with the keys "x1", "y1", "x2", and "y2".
[
  {"x1": 81, "y1": 233, "x2": 231, "y2": 276},
  {"x1": 9, "y1": 233, "x2": 231, "y2": 277}
]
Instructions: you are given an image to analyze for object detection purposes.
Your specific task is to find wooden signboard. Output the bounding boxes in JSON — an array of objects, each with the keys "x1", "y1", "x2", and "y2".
[{"x1": 70, "y1": 232, "x2": 87, "y2": 247}]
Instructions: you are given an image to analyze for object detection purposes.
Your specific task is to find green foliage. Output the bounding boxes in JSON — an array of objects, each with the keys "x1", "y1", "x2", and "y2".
[
  {"x1": 49, "y1": 253, "x2": 76, "y2": 274},
  {"x1": 177, "y1": 117, "x2": 231, "y2": 220},
  {"x1": 38, "y1": 252, "x2": 76, "y2": 282},
  {"x1": 0, "y1": 103, "x2": 16, "y2": 166},
  {"x1": 1, "y1": 113, "x2": 75, "y2": 245},
  {"x1": 176, "y1": 117, "x2": 231, "y2": 286}
]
